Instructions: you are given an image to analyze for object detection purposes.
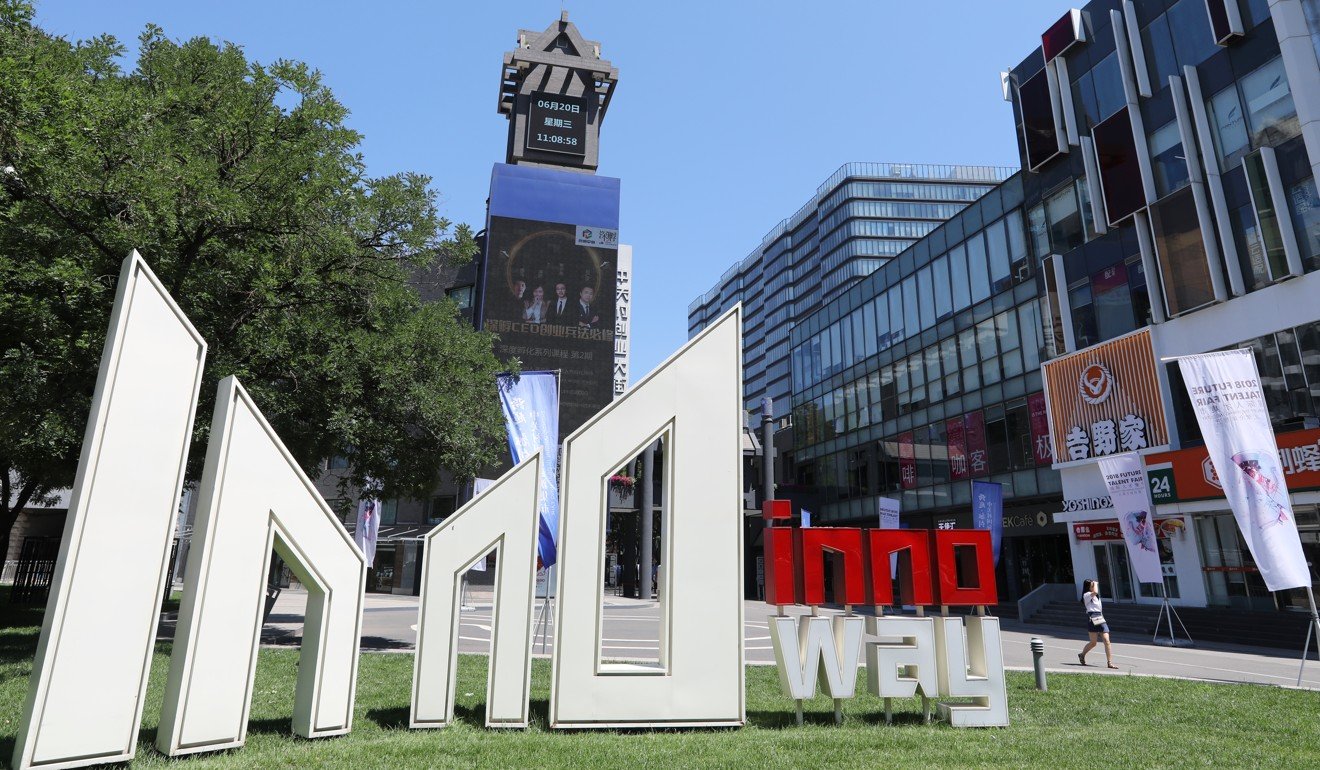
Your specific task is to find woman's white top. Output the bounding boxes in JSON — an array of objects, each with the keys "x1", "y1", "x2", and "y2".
[
  {"x1": 523, "y1": 300, "x2": 546, "y2": 323},
  {"x1": 1083, "y1": 591, "x2": 1103, "y2": 613}
]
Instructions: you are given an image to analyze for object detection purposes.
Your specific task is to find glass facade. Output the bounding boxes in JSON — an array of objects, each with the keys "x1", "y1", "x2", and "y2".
[
  {"x1": 787, "y1": 176, "x2": 1062, "y2": 525},
  {"x1": 688, "y1": 163, "x2": 1012, "y2": 421}
]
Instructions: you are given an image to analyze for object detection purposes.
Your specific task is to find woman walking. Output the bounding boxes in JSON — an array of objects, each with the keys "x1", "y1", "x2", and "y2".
[{"x1": 1078, "y1": 579, "x2": 1118, "y2": 669}]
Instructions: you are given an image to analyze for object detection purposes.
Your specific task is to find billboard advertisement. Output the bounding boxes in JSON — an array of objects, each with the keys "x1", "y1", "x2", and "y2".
[{"x1": 483, "y1": 215, "x2": 617, "y2": 438}]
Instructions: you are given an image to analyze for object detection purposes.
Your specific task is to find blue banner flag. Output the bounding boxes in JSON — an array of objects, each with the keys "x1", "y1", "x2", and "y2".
[
  {"x1": 498, "y1": 371, "x2": 561, "y2": 566},
  {"x1": 971, "y1": 480, "x2": 1003, "y2": 566},
  {"x1": 801, "y1": 509, "x2": 812, "y2": 528}
]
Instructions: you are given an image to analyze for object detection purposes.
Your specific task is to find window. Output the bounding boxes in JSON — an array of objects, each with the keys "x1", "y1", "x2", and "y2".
[
  {"x1": 1150, "y1": 185, "x2": 1218, "y2": 315},
  {"x1": 1092, "y1": 262, "x2": 1137, "y2": 342},
  {"x1": 1128, "y1": 258, "x2": 1152, "y2": 327},
  {"x1": 1207, "y1": 86, "x2": 1249, "y2": 168},
  {"x1": 1287, "y1": 177, "x2": 1320, "y2": 272},
  {"x1": 381, "y1": 499, "x2": 398, "y2": 526},
  {"x1": 917, "y1": 265, "x2": 936, "y2": 330},
  {"x1": 949, "y1": 243, "x2": 972, "y2": 311},
  {"x1": 959, "y1": 328, "x2": 980, "y2": 391},
  {"x1": 888, "y1": 287, "x2": 905, "y2": 345},
  {"x1": 428, "y1": 495, "x2": 457, "y2": 523},
  {"x1": 967, "y1": 233, "x2": 991, "y2": 304},
  {"x1": 327, "y1": 456, "x2": 351, "y2": 471},
  {"x1": 902, "y1": 277, "x2": 920, "y2": 338},
  {"x1": 1091, "y1": 54, "x2": 1126, "y2": 123},
  {"x1": 1142, "y1": 14, "x2": 1179, "y2": 89},
  {"x1": 446, "y1": 285, "x2": 474, "y2": 309},
  {"x1": 1076, "y1": 178, "x2": 1098, "y2": 240},
  {"x1": 932, "y1": 255, "x2": 953, "y2": 321},
  {"x1": 1244, "y1": 150, "x2": 1293, "y2": 280},
  {"x1": 1149, "y1": 121, "x2": 1189, "y2": 198},
  {"x1": 1006, "y1": 210, "x2": 1031, "y2": 283},
  {"x1": 986, "y1": 218, "x2": 1012, "y2": 293},
  {"x1": 1027, "y1": 203, "x2": 1050, "y2": 258},
  {"x1": 1240, "y1": 58, "x2": 1300, "y2": 149},
  {"x1": 1045, "y1": 185, "x2": 1085, "y2": 253},
  {"x1": 1070, "y1": 283, "x2": 1098, "y2": 348},
  {"x1": 1166, "y1": 0, "x2": 1218, "y2": 70},
  {"x1": 1230, "y1": 203, "x2": 1270, "y2": 289}
]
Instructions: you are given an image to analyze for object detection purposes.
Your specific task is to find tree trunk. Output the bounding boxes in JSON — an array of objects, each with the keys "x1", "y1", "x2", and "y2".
[{"x1": 0, "y1": 477, "x2": 40, "y2": 574}]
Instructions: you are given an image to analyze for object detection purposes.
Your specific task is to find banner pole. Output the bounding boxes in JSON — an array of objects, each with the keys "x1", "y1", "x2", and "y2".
[{"x1": 1298, "y1": 586, "x2": 1320, "y2": 686}]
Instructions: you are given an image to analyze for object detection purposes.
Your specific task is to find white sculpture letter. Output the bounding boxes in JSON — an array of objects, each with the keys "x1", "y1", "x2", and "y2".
[
  {"x1": 412, "y1": 456, "x2": 541, "y2": 728},
  {"x1": 13, "y1": 253, "x2": 208, "y2": 770},
  {"x1": 156, "y1": 377, "x2": 367, "y2": 755},
  {"x1": 933, "y1": 615, "x2": 1008, "y2": 727},
  {"x1": 770, "y1": 615, "x2": 866, "y2": 701},
  {"x1": 549, "y1": 306, "x2": 745, "y2": 728},
  {"x1": 865, "y1": 616, "x2": 938, "y2": 723}
]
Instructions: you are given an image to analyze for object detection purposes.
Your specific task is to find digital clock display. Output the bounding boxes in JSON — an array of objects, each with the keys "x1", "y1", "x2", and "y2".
[{"x1": 526, "y1": 91, "x2": 587, "y2": 157}]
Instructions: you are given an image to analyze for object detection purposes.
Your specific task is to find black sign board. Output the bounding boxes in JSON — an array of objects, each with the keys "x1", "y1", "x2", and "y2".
[{"x1": 526, "y1": 92, "x2": 587, "y2": 156}]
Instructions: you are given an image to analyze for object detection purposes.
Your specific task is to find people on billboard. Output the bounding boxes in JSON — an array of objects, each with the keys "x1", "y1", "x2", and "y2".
[
  {"x1": 576, "y1": 286, "x2": 600, "y2": 328},
  {"x1": 1232, "y1": 452, "x2": 1292, "y2": 529},
  {"x1": 509, "y1": 279, "x2": 527, "y2": 318},
  {"x1": 1078, "y1": 579, "x2": 1118, "y2": 669},
  {"x1": 523, "y1": 285, "x2": 548, "y2": 323},
  {"x1": 550, "y1": 282, "x2": 572, "y2": 322}
]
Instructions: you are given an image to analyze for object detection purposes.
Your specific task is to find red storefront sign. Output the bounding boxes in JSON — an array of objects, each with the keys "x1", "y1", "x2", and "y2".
[
  {"x1": 1073, "y1": 518, "x2": 1184, "y2": 541},
  {"x1": 898, "y1": 431, "x2": 916, "y2": 490},
  {"x1": 946, "y1": 416, "x2": 969, "y2": 481},
  {"x1": 1028, "y1": 391, "x2": 1052, "y2": 466},
  {"x1": 964, "y1": 410, "x2": 989, "y2": 478},
  {"x1": 1146, "y1": 427, "x2": 1320, "y2": 501}
]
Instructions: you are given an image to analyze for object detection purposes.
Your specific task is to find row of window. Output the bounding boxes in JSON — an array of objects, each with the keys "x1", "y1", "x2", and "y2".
[
  {"x1": 818, "y1": 200, "x2": 971, "y2": 236},
  {"x1": 818, "y1": 180, "x2": 999, "y2": 217},
  {"x1": 793, "y1": 395, "x2": 1049, "y2": 507},
  {"x1": 792, "y1": 210, "x2": 1032, "y2": 390},
  {"x1": 793, "y1": 302, "x2": 1049, "y2": 445},
  {"x1": 1171, "y1": 319, "x2": 1320, "y2": 444}
]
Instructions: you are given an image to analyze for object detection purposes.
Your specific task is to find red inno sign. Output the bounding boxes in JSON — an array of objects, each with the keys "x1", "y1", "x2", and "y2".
[{"x1": 761, "y1": 500, "x2": 998, "y2": 608}]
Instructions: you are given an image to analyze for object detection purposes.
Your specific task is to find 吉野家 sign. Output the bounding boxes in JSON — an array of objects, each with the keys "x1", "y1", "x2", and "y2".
[
  {"x1": 1042, "y1": 328, "x2": 1168, "y2": 462},
  {"x1": 526, "y1": 91, "x2": 587, "y2": 156}
]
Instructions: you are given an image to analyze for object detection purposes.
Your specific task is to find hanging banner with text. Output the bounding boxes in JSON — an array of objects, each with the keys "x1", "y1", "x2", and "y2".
[
  {"x1": 971, "y1": 481, "x2": 1003, "y2": 566},
  {"x1": 1178, "y1": 350, "x2": 1310, "y2": 591},
  {"x1": 1095, "y1": 453, "x2": 1163, "y2": 584}
]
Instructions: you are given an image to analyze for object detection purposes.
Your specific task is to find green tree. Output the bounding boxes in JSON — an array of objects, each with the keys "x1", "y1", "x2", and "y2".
[{"x1": 0, "y1": 1, "x2": 510, "y2": 561}]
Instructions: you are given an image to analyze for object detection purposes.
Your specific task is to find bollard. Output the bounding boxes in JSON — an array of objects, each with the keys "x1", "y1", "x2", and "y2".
[{"x1": 1030, "y1": 637, "x2": 1047, "y2": 691}]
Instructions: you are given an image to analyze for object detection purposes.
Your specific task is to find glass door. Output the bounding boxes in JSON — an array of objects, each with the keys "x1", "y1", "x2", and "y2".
[{"x1": 1092, "y1": 542, "x2": 1135, "y2": 602}]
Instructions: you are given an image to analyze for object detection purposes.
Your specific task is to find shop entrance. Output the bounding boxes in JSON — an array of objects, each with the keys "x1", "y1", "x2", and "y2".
[{"x1": 1093, "y1": 542, "x2": 1135, "y2": 603}]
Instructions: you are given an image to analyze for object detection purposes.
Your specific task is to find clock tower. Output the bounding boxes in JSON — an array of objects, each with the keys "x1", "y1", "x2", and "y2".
[{"x1": 498, "y1": 12, "x2": 618, "y2": 172}]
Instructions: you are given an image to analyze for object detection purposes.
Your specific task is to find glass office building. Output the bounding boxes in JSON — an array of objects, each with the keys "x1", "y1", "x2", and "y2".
[
  {"x1": 778, "y1": 0, "x2": 1320, "y2": 615},
  {"x1": 687, "y1": 163, "x2": 1013, "y2": 422},
  {"x1": 785, "y1": 174, "x2": 1074, "y2": 602}
]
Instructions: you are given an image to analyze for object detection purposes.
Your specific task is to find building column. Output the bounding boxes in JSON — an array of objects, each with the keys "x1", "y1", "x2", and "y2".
[{"x1": 1270, "y1": 0, "x2": 1320, "y2": 183}]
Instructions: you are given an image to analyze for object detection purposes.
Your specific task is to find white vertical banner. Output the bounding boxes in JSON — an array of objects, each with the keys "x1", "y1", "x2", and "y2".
[
  {"x1": 355, "y1": 498, "x2": 381, "y2": 566},
  {"x1": 1178, "y1": 350, "x2": 1310, "y2": 591},
  {"x1": 1095, "y1": 453, "x2": 1163, "y2": 584},
  {"x1": 877, "y1": 497, "x2": 900, "y2": 530},
  {"x1": 613, "y1": 244, "x2": 632, "y2": 400}
]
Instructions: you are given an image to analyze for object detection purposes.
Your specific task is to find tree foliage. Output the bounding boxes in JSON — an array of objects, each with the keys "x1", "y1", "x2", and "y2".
[{"x1": 0, "y1": 1, "x2": 509, "y2": 551}]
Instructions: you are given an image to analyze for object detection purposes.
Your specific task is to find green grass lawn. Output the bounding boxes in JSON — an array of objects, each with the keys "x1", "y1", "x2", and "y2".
[{"x1": 0, "y1": 605, "x2": 1315, "y2": 768}]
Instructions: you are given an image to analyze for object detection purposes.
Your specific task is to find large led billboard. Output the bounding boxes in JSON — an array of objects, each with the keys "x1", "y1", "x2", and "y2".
[{"x1": 481, "y1": 164, "x2": 622, "y2": 440}]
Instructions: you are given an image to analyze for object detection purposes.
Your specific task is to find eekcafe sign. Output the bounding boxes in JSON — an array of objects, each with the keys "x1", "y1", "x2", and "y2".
[{"x1": 15, "y1": 254, "x2": 1007, "y2": 770}]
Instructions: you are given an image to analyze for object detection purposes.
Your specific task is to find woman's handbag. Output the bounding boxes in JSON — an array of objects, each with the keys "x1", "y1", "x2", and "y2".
[{"x1": 1090, "y1": 614, "x2": 1106, "y2": 626}]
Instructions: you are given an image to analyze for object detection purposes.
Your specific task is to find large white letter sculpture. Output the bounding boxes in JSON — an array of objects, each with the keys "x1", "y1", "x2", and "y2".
[
  {"x1": 14, "y1": 254, "x2": 366, "y2": 770},
  {"x1": 157, "y1": 377, "x2": 366, "y2": 754},
  {"x1": 550, "y1": 306, "x2": 745, "y2": 728},
  {"x1": 932, "y1": 615, "x2": 1007, "y2": 727},
  {"x1": 412, "y1": 456, "x2": 541, "y2": 728},
  {"x1": 14, "y1": 253, "x2": 207, "y2": 770},
  {"x1": 771, "y1": 614, "x2": 866, "y2": 721}
]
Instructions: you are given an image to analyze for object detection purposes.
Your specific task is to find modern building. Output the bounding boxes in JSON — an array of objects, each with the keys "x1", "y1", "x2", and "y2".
[
  {"x1": 782, "y1": 172, "x2": 1067, "y2": 603},
  {"x1": 1007, "y1": 0, "x2": 1320, "y2": 614},
  {"x1": 688, "y1": 163, "x2": 1014, "y2": 423},
  {"x1": 766, "y1": 0, "x2": 1320, "y2": 623}
]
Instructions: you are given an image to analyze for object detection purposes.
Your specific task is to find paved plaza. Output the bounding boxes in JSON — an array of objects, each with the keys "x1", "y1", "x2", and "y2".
[{"x1": 260, "y1": 587, "x2": 1320, "y2": 690}]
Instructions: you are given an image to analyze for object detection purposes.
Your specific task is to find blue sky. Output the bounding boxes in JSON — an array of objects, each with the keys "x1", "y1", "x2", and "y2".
[{"x1": 35, "y1": 0, "x2": 1065, "y2": 376}]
